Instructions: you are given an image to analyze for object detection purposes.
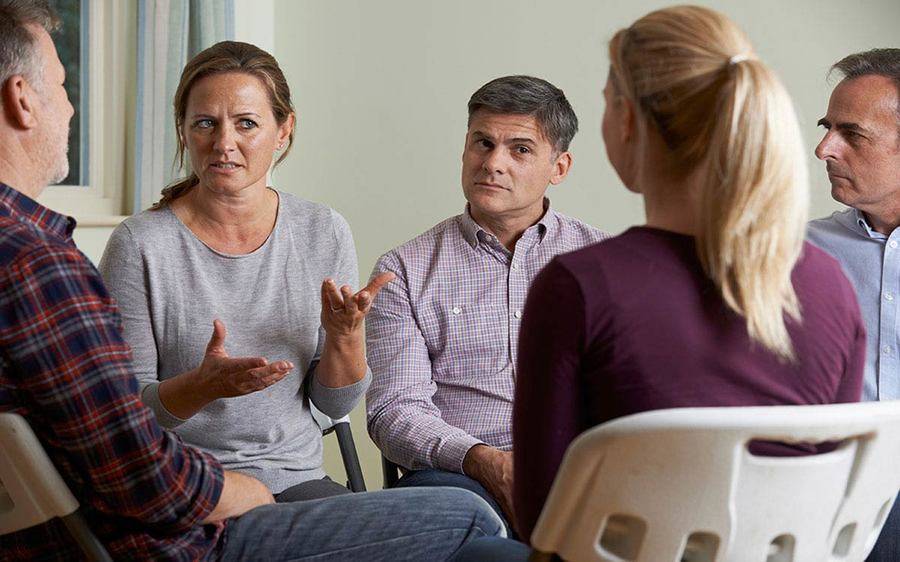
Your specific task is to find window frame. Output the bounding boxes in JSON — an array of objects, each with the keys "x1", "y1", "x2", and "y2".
[{"x1": 38, "y1": 0, "x2": 132, "y2": 225}]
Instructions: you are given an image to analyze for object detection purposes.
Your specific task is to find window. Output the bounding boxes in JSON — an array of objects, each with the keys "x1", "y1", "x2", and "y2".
[
  {"x1": 38, "y1": 0, "x2": 133, "y2": 223},
  {"x1": 48, "y1": 0, "x2": 87, "y2": 187}
]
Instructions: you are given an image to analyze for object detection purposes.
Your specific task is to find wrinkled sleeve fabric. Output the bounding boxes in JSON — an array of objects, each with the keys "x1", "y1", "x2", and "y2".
[
  {"x1": 365, "y1": 251, "x2": 484, "y2": 473},
  {"x1": 1, "y1": 243, "x2": 223, "y2": 533},
  {"x1": 308, "y1": 209, "x2": 371, "y2": 419},
  {"x1": 513, "y1": 258, "x2": 590, "y2": 543}
]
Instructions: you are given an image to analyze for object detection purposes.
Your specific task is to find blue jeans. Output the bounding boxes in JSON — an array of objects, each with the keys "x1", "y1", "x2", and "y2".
[
  {"x1": 868, "y1": 494, "x2": 900, "y2": 562},
  {"x1": 449, "y1": 536, "x2": 532, "y2": 561},
  {"x1": 395, "y1": 468, "x2": 512, "y2": 537},
  {"x1": 219, "y1": 487, "x2": 504, "y2": 561}
]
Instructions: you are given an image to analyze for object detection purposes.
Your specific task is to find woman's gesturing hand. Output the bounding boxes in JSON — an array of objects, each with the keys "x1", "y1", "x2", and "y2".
[
  {"x1": 319, "y1": 272, "x2": 396, "y2": 338},
  {"x1": 194, "y1": 319, "x2": 294, "y2": 400}
]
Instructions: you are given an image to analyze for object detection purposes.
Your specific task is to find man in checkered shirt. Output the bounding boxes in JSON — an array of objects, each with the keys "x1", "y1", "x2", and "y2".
[
  {"x1": 367, "y1": 75, "x2": 609, "y2": 534},
  {"x1": 0, "y1": 2, "x2": 504, "y2": 559}
]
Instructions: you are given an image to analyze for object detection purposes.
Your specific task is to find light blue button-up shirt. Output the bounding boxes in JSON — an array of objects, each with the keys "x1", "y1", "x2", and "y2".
[{"x1": 808, "y1": 208, "x2": 900, "y2": 401}]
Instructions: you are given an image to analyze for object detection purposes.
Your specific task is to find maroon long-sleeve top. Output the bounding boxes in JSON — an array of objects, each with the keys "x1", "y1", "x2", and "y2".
[{"x1": 513, "y1": 227, "x2": 866, "y2": 542}]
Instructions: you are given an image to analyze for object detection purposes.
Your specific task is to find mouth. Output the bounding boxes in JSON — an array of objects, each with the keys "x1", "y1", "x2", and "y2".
[
  {"x1": 475, "y1": 182, "x2": 509, "y2": 191},
  {"x1": 209, "y1": 162, "x2": 242, "y2": 173}
]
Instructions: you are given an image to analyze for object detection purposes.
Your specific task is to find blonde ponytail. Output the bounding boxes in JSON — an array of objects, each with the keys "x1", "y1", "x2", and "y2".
[{"x1": 609, "y1": 6, "x2": 809, "y2": 360}]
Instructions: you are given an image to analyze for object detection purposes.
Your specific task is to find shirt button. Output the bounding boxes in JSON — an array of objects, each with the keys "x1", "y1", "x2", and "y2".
[
  {"x1": 512, "y1": 263, "x2": 520, "y2": 271},
  {"x1": 514, "y1": 310, "x2": 522, "y2": 319},
  {"x1": 883, "y1": 345, "x2": 892, "y2": 355},
  {"x1": 890, "y1": 241, "x2": 898, "y2": 249},
  {"x1": 452, "y1": 306, "x2": 461, "y2": 315},
  {"x1": 886, "y1": 293, "x2": 894, "y2": 302}
]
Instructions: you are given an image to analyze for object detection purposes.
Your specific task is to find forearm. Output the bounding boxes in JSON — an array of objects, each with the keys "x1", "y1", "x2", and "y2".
[
  {"x1": 202, "y1": 470, "x2": 274, "y2": 523},
  {"x1": 157, "y1": 368, "x2": 214, "y2": 420},
  {"x1": 316, "y1": 331, "x2": 367, "y2": 387}
]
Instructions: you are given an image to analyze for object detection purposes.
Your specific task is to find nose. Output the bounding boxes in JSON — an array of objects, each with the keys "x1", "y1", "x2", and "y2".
[
  {"x1": 815, "y1": 131, "x2": 837, "y2": 161},
  {"x1": 482, "y1": 147, "x2": 507, "y2": 175},
  {"x1": 213, "y1": 125, "x2": 236, "y2": 154}
]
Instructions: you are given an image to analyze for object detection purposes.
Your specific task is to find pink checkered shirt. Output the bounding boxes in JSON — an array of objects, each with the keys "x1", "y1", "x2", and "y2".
[{"x1": 366, "y1": 202, "x2": 608, "y2": 473}]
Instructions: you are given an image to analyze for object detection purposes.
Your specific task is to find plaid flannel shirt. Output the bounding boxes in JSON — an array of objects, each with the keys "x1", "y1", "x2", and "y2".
[{"x1": 0, "y1": 183, "x2": 225, "y2": 561}]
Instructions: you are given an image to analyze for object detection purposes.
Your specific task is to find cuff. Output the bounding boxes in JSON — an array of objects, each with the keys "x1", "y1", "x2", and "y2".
[
  {"x1": 309, "y1": 369, "x2": 372, "y2": 419},
  {"x1": 140, "y1": 382, "x2": 189, "y2": 429},
  {"x1": 438, "y1": 434, "x2": 486, "y2": 475}
]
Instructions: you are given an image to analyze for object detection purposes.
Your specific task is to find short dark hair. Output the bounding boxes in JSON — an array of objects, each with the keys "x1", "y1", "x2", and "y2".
[
  {"x1": 467, "y1": 75, "x2": 578, "y2": 153},
  {"x1": 831, "y1": 48, "x2": 900, "y2": 127},
  {"x1": 0, "y1": 0, "x2": 60, "y2": 88}
]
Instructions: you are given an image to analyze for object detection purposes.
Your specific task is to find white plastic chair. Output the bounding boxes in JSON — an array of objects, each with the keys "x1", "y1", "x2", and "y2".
[
  {"x1": 529, "y1": 401, "x2": 900, "y2": 562},
  {"x1": 0, "y1": 412, "x2": 112, "y2": 561}
]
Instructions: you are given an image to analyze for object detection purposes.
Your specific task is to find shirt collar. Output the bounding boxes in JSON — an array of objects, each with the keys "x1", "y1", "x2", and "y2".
[
  {"x1": 836, "y1": 207, "x2": 889, "y2": 241},
  {"x1": 459, "y1": 198, "x2": 557, "y2": 249},
  {"x1": 0, "y1": 182, "x2": 76, "y2": 240}
]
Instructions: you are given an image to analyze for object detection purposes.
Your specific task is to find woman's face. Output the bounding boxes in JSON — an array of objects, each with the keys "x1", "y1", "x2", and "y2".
[
  {"x1": 601, "y1": 73, "x2": 638, "y2": 192},
  {"x1": 182, "y1": 72, "x2": 292, "y2": 197}
]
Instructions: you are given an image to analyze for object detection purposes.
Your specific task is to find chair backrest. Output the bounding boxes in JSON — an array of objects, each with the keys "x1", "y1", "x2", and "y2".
[
  {"x1": 0, "y1": 412, "x2": 79, "y2": 534},
  {"x1": 530, "y1": 401, "x2": 900, "y2": 562}
]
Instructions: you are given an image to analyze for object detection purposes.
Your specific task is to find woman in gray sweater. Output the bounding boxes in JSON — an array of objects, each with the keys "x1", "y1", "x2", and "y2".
[{"x1": 100, "y1": 41, "x2": 391, "y2": 502}]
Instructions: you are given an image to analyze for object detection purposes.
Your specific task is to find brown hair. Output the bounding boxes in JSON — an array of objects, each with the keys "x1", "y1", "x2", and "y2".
[
  {"x1": 153, "y1": 40, "x2": 295, "y2": 209},
  {"x1": 609, "y1": 5, "x2": 809, "y2": 360}
]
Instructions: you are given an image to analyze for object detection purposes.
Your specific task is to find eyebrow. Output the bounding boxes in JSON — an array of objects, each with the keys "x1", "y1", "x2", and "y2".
[
  {"x1": 471, "y1": 131, "x2": 537, "y2": 145},
  {"x1": 188, "y1": 111, "x2": 262, "y2": 119},
  {"x1": 817, "y1": 117, "x2": 871, "y2": 135}
]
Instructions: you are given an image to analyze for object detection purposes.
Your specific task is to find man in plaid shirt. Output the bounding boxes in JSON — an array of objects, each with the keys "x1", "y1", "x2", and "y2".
[{"x1": 0, "y1": 2, "x2": 502, "y2": 560}]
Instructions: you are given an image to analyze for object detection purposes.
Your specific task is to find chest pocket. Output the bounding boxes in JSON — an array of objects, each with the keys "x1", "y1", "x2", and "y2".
[{"x1": 418, "y1": 301, "x2": 508, "y2": 380}]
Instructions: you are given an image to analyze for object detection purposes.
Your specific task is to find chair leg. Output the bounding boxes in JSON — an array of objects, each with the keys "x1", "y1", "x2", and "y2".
[
  {"x1": 60, "y1": 511, "x2": 113, "y2": 562},
  {"x1": 382, "y1": 455, "x2": 400, "y2": 489},
  {"x1": 333, "y1": 423, "x2": 366, "y2": 492}
]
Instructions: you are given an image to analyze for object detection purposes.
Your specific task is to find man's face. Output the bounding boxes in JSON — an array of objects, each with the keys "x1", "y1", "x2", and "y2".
[
  {"x1": 461, "y1": 110, "x2": 569, "y2": 224},
  {"x1": 816, "y1": 75, "x2": 900, "y2": 215},
  {"x1": 29, "y1": 25, "x2": 74, "y2": 186}
]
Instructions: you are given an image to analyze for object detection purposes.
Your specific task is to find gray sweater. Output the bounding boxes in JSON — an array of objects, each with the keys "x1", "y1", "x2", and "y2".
[{"x1": 99, "y1": 191, "x2": 370, "y2": 493}]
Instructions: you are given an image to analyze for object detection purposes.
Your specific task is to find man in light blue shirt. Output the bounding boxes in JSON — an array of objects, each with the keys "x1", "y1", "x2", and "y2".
[{"x1": 807, "y1": 48, "x2": 900, "y2": 562}]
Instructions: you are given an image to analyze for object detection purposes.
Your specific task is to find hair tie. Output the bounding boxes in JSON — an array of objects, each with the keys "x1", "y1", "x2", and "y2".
[{"x1": 728, "y1": 54, "x2": 751, "y2": 66}]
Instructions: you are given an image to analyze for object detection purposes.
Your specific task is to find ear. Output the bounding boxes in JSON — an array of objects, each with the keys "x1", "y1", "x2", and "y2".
[
  {"x1": 618, "y1": 95, "x2": 636, "y2": 144},
  {"x1": 549, "y1": 151, "x2": 573, "y2": 185},
  {"x1": 278, "y1": 112, "x2": 295, "y2": 146},
  {"x1": 1, "y1": 75, "x2": 39, "y2": 130}
]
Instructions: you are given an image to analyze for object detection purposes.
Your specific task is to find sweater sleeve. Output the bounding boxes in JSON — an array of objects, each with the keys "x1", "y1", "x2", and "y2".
[
  {"x1": 99, "y1": 222, "x2": 187, "y2": 429},
  {"x1": 513, "y1": 257, "x2": 588, "y2": 543},
  {"x1": 308, "y1": 209, "x2": 371, "y2": 419}
]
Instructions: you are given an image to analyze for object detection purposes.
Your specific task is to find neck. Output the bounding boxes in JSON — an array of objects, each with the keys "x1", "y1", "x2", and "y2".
[
  {"x1": 469, "y1": 200, "x2": 546, "y2": 251},
  {"x1": 0, "y1": 142, "x2": 45, "y2": 200},
  {"x1": 181, "y1": 181, "x2": 275, "y2": 230},
  {"x1": 862, "y1": 209, "x2": 900, "y2": 236},
  {"x1": 639, "y1": 166, "x2": 701, "y2": 237}
]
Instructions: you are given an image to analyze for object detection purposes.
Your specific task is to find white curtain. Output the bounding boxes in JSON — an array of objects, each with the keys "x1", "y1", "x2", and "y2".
[{"x1": 131, "y1": 0, "x2": 234, "y2": 214}]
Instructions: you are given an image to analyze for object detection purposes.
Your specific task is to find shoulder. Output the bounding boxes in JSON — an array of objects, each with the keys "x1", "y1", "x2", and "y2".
[
  {"x1": 374, "y1": 215, "x2": 461, "y2": 271},
  {"x1": 547, "y1": 209, "x2": 611, "y2": 247},
  {"x1": 0, "y1": 220, "x2": 108, "y2": 305},
  {"x1": 276, "y1": 191, "x2": 352, "y2": 240},
  {"x1": 807, "y1": 209, "x2": 860, "y2": 247}
]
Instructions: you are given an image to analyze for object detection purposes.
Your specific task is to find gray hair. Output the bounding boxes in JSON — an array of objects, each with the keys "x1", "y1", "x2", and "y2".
[
  {"x1": 467, "y1": 75, "x2": 578, "y2": 154},
  {"x1": 831, "y1": 48, "x2": 900, "y2": 127},
  {"x1": 0, "y1": 0, "x2": 59, "y2": 89}
]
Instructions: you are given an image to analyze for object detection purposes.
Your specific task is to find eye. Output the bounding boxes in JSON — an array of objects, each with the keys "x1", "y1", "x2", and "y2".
[
  {"x1": 476, "y1": 139, "x2": 494, "y2": 150},
  {"x1": 238, "y1": 118, "x2": 258, "y2": 130},
  {"x1": 193, "y1": 118, "x2": 214, "y2": 129},
  {"x1": 515, "y1": 145, "x2": 531, "y2": 155}
]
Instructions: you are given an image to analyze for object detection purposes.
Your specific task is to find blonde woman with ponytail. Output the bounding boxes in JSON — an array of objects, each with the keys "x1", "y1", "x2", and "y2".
[{"x1": 509, "y1": 5, "x2": 867, "y2": 546}]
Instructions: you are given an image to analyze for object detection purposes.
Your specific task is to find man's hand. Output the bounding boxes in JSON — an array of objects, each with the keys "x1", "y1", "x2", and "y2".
[
  {"x1": 202, "y1": 470, "x2": 275, "y2": 523},
  {"x1": 463, "y1": 444, "x2": 515, "y2": 525}
]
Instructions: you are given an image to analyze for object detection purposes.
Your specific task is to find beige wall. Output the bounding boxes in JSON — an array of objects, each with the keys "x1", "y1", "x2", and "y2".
[{"x1": 72, "y1": 0, "x2": 900, "y2": 490}]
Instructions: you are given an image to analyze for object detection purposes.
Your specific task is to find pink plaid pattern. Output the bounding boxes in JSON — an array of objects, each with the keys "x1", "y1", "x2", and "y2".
[{"x1": 366, "y1": 204, "x2": 607, "y2": 473}]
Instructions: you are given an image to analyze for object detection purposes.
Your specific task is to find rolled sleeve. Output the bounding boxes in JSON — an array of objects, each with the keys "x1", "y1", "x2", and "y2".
[{"x1": 140, "y1": 382, "x2": 189, "y2": 429}]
